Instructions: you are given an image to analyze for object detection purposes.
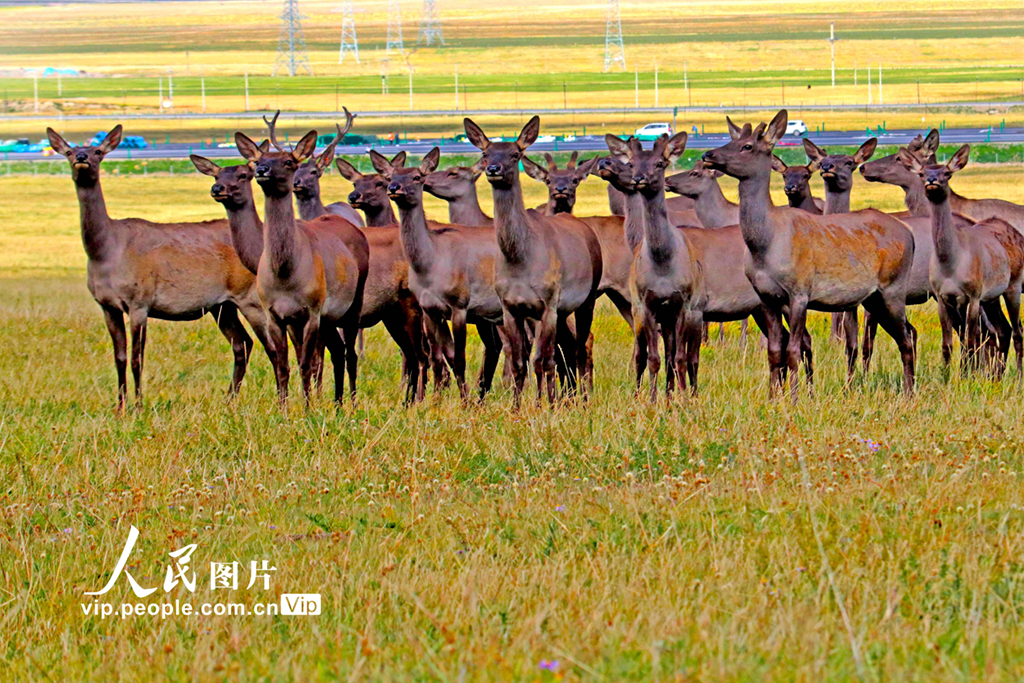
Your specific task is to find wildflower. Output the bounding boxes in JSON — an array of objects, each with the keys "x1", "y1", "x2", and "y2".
[
  {"x1": 554, "y1": 505, "x2": 565, "y2": 513},
  {"x1": 538, "y1": 659, "x2": 560, "y2": 672}
]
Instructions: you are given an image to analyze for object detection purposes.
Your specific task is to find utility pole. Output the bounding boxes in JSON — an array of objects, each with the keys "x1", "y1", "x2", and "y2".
[
  {"x1": 168, "y1": 68, "x2": 173, "y2": 109},
  {"x1": 634, "y1": 63, "x2": 638, "y2": 108},
  {"x1": 201, "y1": 72, "x2": 206, "y2": 113},
  {"x1": 454, "y1": 62, "x2": 458, "y2": 110},
  {"x1": 829, "y1": 22, "x2": 835, "y2": 88},
  {"x1": 273, "y1": 0, "x2": 312, "y2": 76},
  {"x1": 244, "y1": 70, "x2": 250, "y2": 112},
  {"x1": 603, "y1": 0, "x2": 625, "y2": 72},
  {"x1": 867, "y1": 63, "x2": 871, "y2": 105},
  {"x1": 417, "y1": 0, "x2": 444, "y2": 46},
  {"x1": 879, "y1": 64, "x2": 883, "y2": 104},
  {"x1": 386, "y1": 0, "x2": 404, "y2": 56},
  {"x1": 338, "y1": 0, "x2": 360, "y2": 63},
  {"x1": 684, "y1": 61, "x2": 689, "y2": 107},
  {"x1": 654, "y1": 62, "x2": 658, "y2": 107}
]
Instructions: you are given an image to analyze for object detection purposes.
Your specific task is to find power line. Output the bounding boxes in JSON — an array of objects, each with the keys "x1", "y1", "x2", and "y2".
[
  {"x1": 603, "y1": 0, "x2": 625, "y2": 72},
  {"x1": 273, "y1": 0, "x2": 312, "y2": 76},
  {"x1": 338, "y1": 0, "x2": 360, "y2": 64},
  {"x1": 386, "y1": 0, "x2": 404, "y2": 56},
  {"x1": 417, "y1": 0, "x2": 444, "y2": 47}
]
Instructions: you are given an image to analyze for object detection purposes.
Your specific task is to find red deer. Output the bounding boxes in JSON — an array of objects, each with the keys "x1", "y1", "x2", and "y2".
[
  {"x1": 236, "y1": 129, "x2": 369, "y2": 408},
  {"x1": 664, "y1": 160, "x2": 740, "y2": 229},
  {"x1": 464, "y1": 116, "x2": 603, "y2": 404},
  {"x1": 374, "y1": 147, "x2": 505, "y2": 401},
  {"x1": 335, "y1": 152, "x2": 403, "y2": 227},
  {"x1": 770, "y1": 156, "x2": 823, "y2": 214},
  {"x1": 701, "y1": 111, "x2": 917, "y2": 399},
  {"x1": 266, "y1": 110, "x2": 365, "y2": 227},
  {"x1": 606, "y1": 133, "x2": 701, "y2": 400},
  {"x1": 423, "y1": 161, "x2": 493, "y2": 227},
  {"x1": 899, "y1": 145, "x2": 1024, "y2": 376},
  {"x1": 46, "y1": 125, "x2": 276, "y2": 410}
]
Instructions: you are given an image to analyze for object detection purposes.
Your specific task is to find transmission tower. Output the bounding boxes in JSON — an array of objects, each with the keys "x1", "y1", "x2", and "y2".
[
  {"x1": 274, "y1": 0, "x2": 313, "y2": 76},
  {"x1": 386, "y1": 0, "x2": 404, "y2": 56},
  {"x1": 603, "y1": 0, "x2": 625, "y2": 72},
  {"x1": 338, "y1": 0, "x2": 360, "y2": 63},
  {"x1": 417, "y1": 0, "x2": 444, "y2": 46}
]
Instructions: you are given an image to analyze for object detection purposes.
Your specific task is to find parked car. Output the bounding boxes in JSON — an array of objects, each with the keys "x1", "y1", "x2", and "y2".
[
  {"x1": 785, "y1": 120, "x2": 808, "y2": 137},
  {"x1": 635, "y1": 122, "x2": 673, "y2": 140},
  {"x1": 0, "y1": 138, "x2": 46, "y2": 153},
  {"x1": 89, "y1": 131, "x2": 147, "y2": 149}
]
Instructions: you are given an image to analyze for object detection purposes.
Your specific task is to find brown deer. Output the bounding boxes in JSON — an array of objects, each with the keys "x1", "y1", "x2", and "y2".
[
  {"x1": 464, "y1": 116, "x2": 603, "y2": 404},
  {"x1": 423, "y1": 161, "x2": 493, "y2": 227},
  {"x1": 236, "y1": 129, "x2": 369, "y2": 408},
  {"x1": 608, "y1": 166, "x2": 696, "y2": 217},
  {"x1": 335, "y1": 152, "x2": 403, "y2": 227},
  {"x1": 606, "y1": 133, "x2": 702, "y2": 400},
  {"x1": 701, "y1": 111, "x2": 916, "y2": 399},
  {"x1": 899, "y1": 145, "x2": 1024, "y2": 377},
  {"x1": 373, "y1": 147, "x2": 506, "y2": 401},
  {"x1": 46, "y1": 125, "x2": 274, "y2": 410},
  {"x1": 520, "y1": 153, "x2": 634, "y2": 332},
  {"x1": 664, "y1": 160, "x2": 740, "y2": 229},
  {"x1": 770, "y1": 156, "x2": 823, "y2": 214},
  {"x1": 264, "y1": 110, "x2": 364, "y2": 228}
]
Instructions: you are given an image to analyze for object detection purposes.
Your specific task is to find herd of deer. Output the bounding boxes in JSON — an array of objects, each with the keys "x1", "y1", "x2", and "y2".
[{"x1": 45, "y1": 108, "x2": 1024, "y2": 411}]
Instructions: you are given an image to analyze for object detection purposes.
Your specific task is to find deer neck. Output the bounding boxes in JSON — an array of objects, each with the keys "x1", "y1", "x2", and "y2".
[
  {"x1": 948, "y1": 189, "x2": 973, "y2": 216},
  {"x1": 448, "y1": 185, "x2": 491, "y2": 226},
  {"x1": 930, "y1": 193, "x2": 961, "y2": 273},
  {"x1": 640, "y1": 188, "x2": 677, "y2": 263},
  {"x1": 262, "y1": 191, "x2": 306, "y2": 278},
  {"x1": 547, "y1": 195, "x2": 574, "y2": 216},
  {"x1": 397, "y1": 200, "x2": 436, "y2": 274},
  {"x1": 75, "y1": 177, "x2": 118, "y2": 262},
  {"x1": 491, "y1": 177, "x2": 533, "y2": 263},
  {"x1": 823, "y1": 183, "x2": 852, "y2": 215},
  {"x1": 736, "y1": 172, "x2": 775, "y2": 258},
  {"x1": 363, "y1": 201, "x2": 397, "y2": 228},
  {"x1": 607, "y1": 185, "x2": 626, "y2": 216},
  {"x1": 622, "y1": 189, "x2": 646, "y2": 253},
  {"x1": 902, "y1": 180, "x2": 932, "y2": 217},
  {"x1": 224, "y1": 193, "x2": 264, "y2": 275},
  {"x1": 294, "y1": 193, "x2": 326, "y2": 222},
  {"x1": 789, "y1": 190, "x2": 818, "y2": 213},
  {"x1": 695, "y1": 181, "x2": 734, "y2": 228}
]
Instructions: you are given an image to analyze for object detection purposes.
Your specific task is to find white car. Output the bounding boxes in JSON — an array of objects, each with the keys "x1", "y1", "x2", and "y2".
[
  {"x1": 785, "y1": 120, "x2": 808, "y2": 137},
  {"x1": 635, "y1": 122, "x2": 673, "y2": 140}
]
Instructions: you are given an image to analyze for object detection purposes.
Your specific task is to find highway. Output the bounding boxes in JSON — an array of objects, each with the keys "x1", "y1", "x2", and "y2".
[{"x1": 9, "y1": 127, "x2": 1024, "y2": 162}]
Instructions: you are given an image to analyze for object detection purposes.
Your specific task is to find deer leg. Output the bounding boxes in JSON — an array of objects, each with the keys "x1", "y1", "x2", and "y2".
[
  {"x1": 554, "y1": 316, "x2": 577, "y2": 397},
  {"x1": 842, "y1": 307, "x2": 859, "y2": 384},
  {"x1": 496, "y1": 323, "x2": 515, "y2": 388},
  {"x1": 965, "y1": 299, "x2": 983, "y2": 376},
  {"x1": 718, "y1": 322, "x2": 726, "y2": 342},
  {"x1": 476, "y1": 322, "x2": 502, "y2": 401},
  {"x1": 606, "y1": 290, "x2": 634, "y2": 334},
  {"x1": 801, "y1": 326, "x2": 814, "y2": 392},
  {"x1": 502, "y1": 309, "x2": 528, "y2": 405},
  {"x1": 267, "y1": 316, "x2": 290, "y2": 409},
  {"x1": 236, "y1": 300, "x2": 277, "y2": 368},
  {"x1": 573, "y1": 299, "x2": 597, "y2": 399},
  {"x1": 632, "y1": 305, "x2": 650, "y2": 395},
  {"x1": 382, "y1": 313, "x2": 420, "y2": 406},
  {"x1": 864, "y1": 292, "x2": 916, "y2": 396},
  {"x1": 739, "y1": 318, "x2": 749, "y2": 346},
  {"x1": 128, "y1": 308, "x2": 148, "y2": 403},
  {"x1": 319, "y1": 323, "x2": 346, "y2": 405},
  {"x1": 212, "y1": 304, "x2": 252, "y2": 397},
  {"x1": 1002, "y1": 285, "x2": 1024, "y2": 377},
  {"x1": 936, "y1": 301, "x2": 955, "y2": 380},
  {"x1": 342, "y1": 318, "x2": 360, "y2": 402},
  {"x1": 534, "y1": 307, "x2": 559, "y2": 405},
  {"x1": 424, "y1": 317, "x2": 452, "y2": 394},
  {"x1": 642, "y1": 307, "x2": 661, "y2": 404},
  {"x1": 785, "y1": 297, "x2": 809, "y2": 403},
  {"x1": 982, "y1": 300, "x2": 1011, "y2": 380},
  {"x1": 682, "y1": 311, "x2": 702, "y2": 396},
  {"x1": 861, "y1": 309, "x2": 878, "y2": 374},
  {"x1": 661, "y1": 310, "x2": 679, "y2": 400},
  {"x1": 312, "y1": 334, "x2": 326, "y2": 395},
  {"x1": 830, "y1": 312, "x2": 845, "y2": 343},
  {"x1": 450, "y1": 308, "x2": 470, "y2": 403},
  {"x1": 701, "y1": 322, "x2": 709, "y2": 344},
  {"x1": 297, "y1": 314, "x2": 320, "y2": 405},
  {"x1": 101, "y1": 305, "x2": 129, "y2": 412}
]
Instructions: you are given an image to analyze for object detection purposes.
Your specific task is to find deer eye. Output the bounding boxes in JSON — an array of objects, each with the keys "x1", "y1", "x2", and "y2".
[
  {"x1": 413, "y1": 175, "x2": 422, "y2": 182},
  {"x1": 742, "y1": 144, "x2": 753, "y2": 151},
  {"x1": 376, "y1": 181, "x2": 383, "y2": 187},
  {"x1": 448, "y1": 171, "x2": 458, "y2": 177}
]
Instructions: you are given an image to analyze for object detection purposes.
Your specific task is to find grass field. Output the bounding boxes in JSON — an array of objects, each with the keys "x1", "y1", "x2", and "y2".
[{"x1": 4, "y1": 151, "x2": 1024, "y2": 679}]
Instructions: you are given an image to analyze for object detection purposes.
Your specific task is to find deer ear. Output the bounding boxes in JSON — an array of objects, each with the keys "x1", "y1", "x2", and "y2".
[
  {"x1": 948, "y1": 144, "x2": 970, "y2": 173},
  {"x1": 190, "y1": 154, "x2": 221, "y2": 177},
  {"x1": 710, "y1": 169, "x2": 724, "y2": 178},
  {"x1": 664, "y1": 131, "x2": 687, "y2": 163},
  {"x1": 316, "y1": 142, "x2": 336, "y2": 172},
  {"x1": 771, "y1": 155, "x2": 788, "y2": 173},
  {"x1": 334, "y1": 157, "x2": 362, "y2": 182},
  {"x1": 762, "y1": 110, "x2": 788, "y2": 147},
  {"x1": 293, "y1": 131, "x2": 318, "y2": 163},
  {"x1": 802, "y1": 137, "x2": 826, "y2": 163},
  {"x1": 46, "y1": 128, "x2": 72, "y2": 156},
  {"x1": 726, "y1": 117, "x2": 742, "y2": 141},
  {"x1": 258, "y1": 139, "x2": 271, "y2": 154},
  {"x1": 605, "y1": 134, "x2": 630, "y2": 161},
  {"x1": 897, "y1": 148, "x2": 924, "y2": 174},
  {"x1": 517, "y1": 115, "x2": 540, "y2": 150},
  {"x1": 420, "y1": 147, "x2": 440, "y2": 175},
  {"x1": 98, "y1": 125, "x2": 122, "y2": 153},
  {"x1": 368, "y1": 149, "x2": 394, "y2": 176},
  {"x1": 463, "y1": 118, "x2": 490, "y2": 151},
  {"x1": 854, "y1": 138, "x2": 878, "y2": 165},
  {"x1": 521, "y1": 155, "x2": 549, "y2": 183},
  {"x1": 235, "y1": 132, "x2": 263, "y2": 163},
  {"x1": 576, "y1": 156, "x2": 599, "y2": 178},
  {"x1": 806, "y1": 158, "x2": 820, "y2": 174},
  {"x1": 922, "y1": 129, "x2": 940, "y2": 156},
  {"x1": 469, "y1": 157, "x2": 485, "y2": 179},
  {"x1": 391, "y1": 150, "x2": 407, "y2": 168}
]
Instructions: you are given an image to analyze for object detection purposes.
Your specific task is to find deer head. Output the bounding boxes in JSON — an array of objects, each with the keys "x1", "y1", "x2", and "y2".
[
  {"x1": 700, "y1": 110, "x2": 788, "y2": 180},
  {"x1": 769, "y1": 155, "x2": 818, "y2": 201},
  {"x1": 293, "y1": 109, "x2": 354, "y2": 200},
  {"x1": 898, "y1": 143, "x2": 970, "y2": 203},
  {"x1": 860, "y1": 129, "x2": 939, "y2": 187},
  {"x1": 423, "y1": 159, "x2": 483, "y2": 200},
  {"x1": 236, "y1": 127, "x2": 318, "y2": 199},
  {"x1": 337, "y1": 151, "x2": 405, "y2": 211},
  {"x1": 46, "y1": 125, "x2": 122, "y2": 186},
  {"x1": 464, "y1": 115, "x2": 539, "y2": 189},
  {"x1": 664, "y1": 159, "x2": 723, "y2": 199},
  {"x1": 191, "y1": 146, "x2": 268, "y2": 209},
  {"x1": 802, "y1": 137, "x2": 877, "y2": 194},
  {"x1": 609, "y1": 132, "x2": 687, "y2": 197},
  {"x1": 521, "y1": 151, "x2": 599, "y2": 213},
  {"x1": 377, "y1": 147, "x2": 441, "y2": 210},
  {"x1": 594, "y1": 154, "x2": 635, "y2": 195}
]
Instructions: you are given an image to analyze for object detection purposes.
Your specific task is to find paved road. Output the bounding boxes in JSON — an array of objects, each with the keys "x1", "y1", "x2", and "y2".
[{"x1": 11, "y1": 127, "x2": 1024, "y2": 162}]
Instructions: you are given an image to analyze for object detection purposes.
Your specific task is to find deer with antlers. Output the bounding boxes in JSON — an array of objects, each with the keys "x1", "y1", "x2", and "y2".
[
  {"x1": 235, "y1": 128, "x2": 369, "y2": 408},
  {"x1": 899, "y1": 145, "x2": 1024, "y2": 377},
  {"x1": 701, "y1": 111, "x2": 916, "y2": 399},
  {"x1": 46, "y1": 125, "x2": 276, "y2": 410},
  {"x1": 464, "y1": 116, "x2": 603, "y2": 404}
]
